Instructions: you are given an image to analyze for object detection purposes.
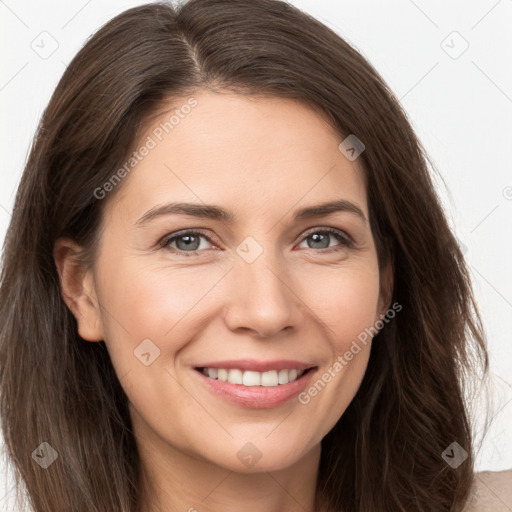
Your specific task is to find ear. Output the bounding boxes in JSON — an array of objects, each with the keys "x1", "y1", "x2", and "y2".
[{"x1": 53, "y1": 237, "x2": 104, "y2": 342}]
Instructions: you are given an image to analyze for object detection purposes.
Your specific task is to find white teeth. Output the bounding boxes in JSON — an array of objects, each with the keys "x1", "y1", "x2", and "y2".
[
  {"x1": 201, "y1": 368, "x2": 306, "y2": 387},
  {"x1": 278, "y1": 369, "x2": 289, "y2": 384},
  {"x1": 228, "y1": 368, "x2": 243, "y2": 385},
  {"x1": 242, "y1": 371, "x2": 261, "y2": 386},
  {"x1": 261, "y1": 370, "x2": 278, "y2": 387}
]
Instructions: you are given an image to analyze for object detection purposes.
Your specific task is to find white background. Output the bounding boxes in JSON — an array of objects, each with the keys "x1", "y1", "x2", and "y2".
[{"x1": 1, "y1": 0, "x2": 511, "y2": 507}]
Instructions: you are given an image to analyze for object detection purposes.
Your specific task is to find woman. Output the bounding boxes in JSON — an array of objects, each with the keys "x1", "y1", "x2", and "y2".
[{"x1": 0, "y1": 1, "x2": 508, "y2": 510}]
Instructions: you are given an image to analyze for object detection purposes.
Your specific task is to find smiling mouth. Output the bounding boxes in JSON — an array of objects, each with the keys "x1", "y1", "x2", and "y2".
[{"x1": 195, "y1": 367, "x2": 315, "y2": 387}]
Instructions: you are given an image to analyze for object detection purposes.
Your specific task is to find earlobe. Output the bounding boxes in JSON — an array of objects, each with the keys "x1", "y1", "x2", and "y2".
[{"x1": 53, "y1": 237, "x2": 104, "y2": 342}]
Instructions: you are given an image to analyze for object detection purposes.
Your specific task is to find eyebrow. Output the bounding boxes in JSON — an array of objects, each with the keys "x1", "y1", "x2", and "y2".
[{"x1": 135, "y1": 199, "x2": 367, "y2": 227}]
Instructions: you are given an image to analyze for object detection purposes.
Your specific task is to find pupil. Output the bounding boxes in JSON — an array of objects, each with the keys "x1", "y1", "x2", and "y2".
[
  {"x1": 177, "y1": 235, "x2": 199, "y2": 251},
  {"x1": 310, "y1": 233, "x2": 329, "y2": 249}
]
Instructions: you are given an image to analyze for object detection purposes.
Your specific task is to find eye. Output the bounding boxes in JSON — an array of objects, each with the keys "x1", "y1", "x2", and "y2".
[
  {"x1": 297, "y1": 227, "x2": 353, "y2": 253},
  {"x1": 158, "y1": 229, "x2": 215, "y2": 257},
  {"x1": 158, "y1": 227, "x2": 353, "y2": 257}
]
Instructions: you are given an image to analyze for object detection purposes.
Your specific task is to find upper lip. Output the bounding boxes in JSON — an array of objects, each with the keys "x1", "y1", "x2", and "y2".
[{"x1": 194, "y1": 359, "x2": 316, "y2": 372}]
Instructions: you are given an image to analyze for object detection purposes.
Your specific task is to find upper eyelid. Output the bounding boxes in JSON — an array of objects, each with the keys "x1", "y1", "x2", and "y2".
[{"x1": 160, "y1": 228, "x2": 215, "y2": 246}]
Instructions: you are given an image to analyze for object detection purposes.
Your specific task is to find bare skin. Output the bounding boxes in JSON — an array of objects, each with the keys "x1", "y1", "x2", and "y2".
[{"x1": 55, "y1": 90, "x2": 392, "y2": 512}]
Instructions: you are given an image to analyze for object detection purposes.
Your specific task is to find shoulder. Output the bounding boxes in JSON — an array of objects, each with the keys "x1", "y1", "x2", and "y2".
[{"x1": 463, "y1": 469, "x2": 512, "y2": 511}]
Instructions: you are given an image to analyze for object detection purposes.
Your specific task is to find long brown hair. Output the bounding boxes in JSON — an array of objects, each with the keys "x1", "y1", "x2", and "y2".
[{"x1": 0, "y1": 1, "x2": 489, "y2": 511}]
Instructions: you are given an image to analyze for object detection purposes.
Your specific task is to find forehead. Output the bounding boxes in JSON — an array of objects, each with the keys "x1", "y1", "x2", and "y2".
[{"x1": 106, "y1": 91, "x2": 368, "y2": 226}]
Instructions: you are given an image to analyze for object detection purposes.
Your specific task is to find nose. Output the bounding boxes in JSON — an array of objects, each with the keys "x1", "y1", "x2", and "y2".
[{"x1": 222, "y1": 251, "x2": 302, "y2": 338}]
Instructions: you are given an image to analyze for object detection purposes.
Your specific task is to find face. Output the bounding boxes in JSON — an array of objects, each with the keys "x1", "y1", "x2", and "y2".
[{"x1": 60, "y1": 91, "x2": 391, "y2": 475}]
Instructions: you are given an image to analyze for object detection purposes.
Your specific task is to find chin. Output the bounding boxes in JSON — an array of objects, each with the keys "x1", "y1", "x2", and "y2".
[{"x1": 207, "y1": 437, "x2": 316, "y2": 474}]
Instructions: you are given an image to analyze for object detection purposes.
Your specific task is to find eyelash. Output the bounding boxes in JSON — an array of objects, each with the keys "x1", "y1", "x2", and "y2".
[{"x1": 158, "y1": 227, "x2": 353, "y2": 257}]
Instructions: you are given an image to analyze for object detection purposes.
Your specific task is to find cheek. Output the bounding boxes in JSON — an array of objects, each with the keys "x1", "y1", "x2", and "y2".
[
  {"x1": 93, "y1": 258, "x2": 218, "y2": 436},
  {"x1": 300, "y1": 259, "x2": 382, "y2": 351},
  {"x1": 94, "y1": 255, "x2": 228, "y2": 368},
  {"x1": 291, "y1": 260, "x2": 380, "y2": 429}
]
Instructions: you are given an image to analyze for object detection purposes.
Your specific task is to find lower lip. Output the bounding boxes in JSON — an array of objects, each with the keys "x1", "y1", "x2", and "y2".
[{"x1": 193, "y1": 368, "x2": 317, "y2": 409}]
